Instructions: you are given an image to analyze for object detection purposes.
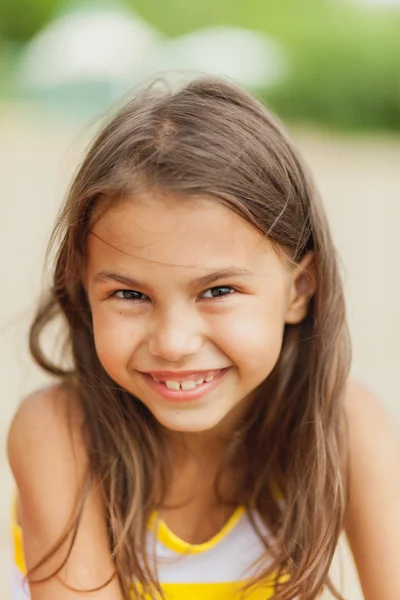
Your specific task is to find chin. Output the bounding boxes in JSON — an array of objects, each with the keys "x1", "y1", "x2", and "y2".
[{"x1": 153, "y1": 409, "x2": 225, "y2": 434}]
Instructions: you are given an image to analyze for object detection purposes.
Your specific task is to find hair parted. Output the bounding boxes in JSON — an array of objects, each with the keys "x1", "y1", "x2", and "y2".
[{"x1": 29, "y1": 75, "x2": 350, "y2": 599}]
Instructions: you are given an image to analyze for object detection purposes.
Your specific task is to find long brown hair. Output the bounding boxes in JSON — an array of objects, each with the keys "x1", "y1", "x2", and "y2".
[{"x1": 29, "y1": 75, "x2": 350, "y2": 599}]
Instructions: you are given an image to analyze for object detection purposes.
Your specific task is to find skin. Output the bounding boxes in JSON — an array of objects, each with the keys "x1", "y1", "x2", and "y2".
[
  {"x1": 84, "y1": 192, "x2": 314, "y2": 545},
  {"x1": 7, "y1": 193, "x2": 400, "y2": 599},
  {"x1": 85, "y1": 193, "x2": 312, "y2": 436}
]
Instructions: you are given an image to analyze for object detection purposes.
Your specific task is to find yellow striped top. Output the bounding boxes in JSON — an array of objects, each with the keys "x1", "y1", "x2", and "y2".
[{"x1": 11, "y1": 504, "x2": 283, "y2": 599}]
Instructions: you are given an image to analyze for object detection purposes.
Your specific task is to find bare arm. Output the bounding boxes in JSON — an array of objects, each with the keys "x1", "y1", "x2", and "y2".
[
  {"x1": 7, "y1": 386, "x2": 125, "y2": 600},
  {"x1": 344, "y1": 379, "x2": 400, "y2": 600}
]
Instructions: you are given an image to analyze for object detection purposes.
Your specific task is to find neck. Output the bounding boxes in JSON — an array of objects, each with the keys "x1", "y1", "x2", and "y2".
[{"x1": 162, "y1": 390, "x2": 255, "y2": 460}]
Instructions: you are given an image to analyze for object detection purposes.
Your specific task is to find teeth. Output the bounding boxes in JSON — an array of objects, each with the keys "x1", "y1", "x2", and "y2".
[
  {"x1": 152, "y1": 373, "x2": 219, "y2": 391},
  {"x1": 165, "y1": 381, "x2": 180, "y2": 391},
  {"x1": 163, "y1": 378, "x2": 208, "y2": 391},
  {"x1": 181, "y1": 381, "x2": 197, "y2": 391}
]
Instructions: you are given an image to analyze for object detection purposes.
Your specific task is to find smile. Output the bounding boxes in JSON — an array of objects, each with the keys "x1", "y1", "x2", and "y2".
[{"x1": 139, "y1": 368, "x2": 230, "y2": 402}]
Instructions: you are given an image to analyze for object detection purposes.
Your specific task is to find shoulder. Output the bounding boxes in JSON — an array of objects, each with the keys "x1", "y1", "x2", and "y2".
[
  {"x1": 8, "y1": 386, "x2": 122, "y2": 595},
  {"x1": 342, "y1": 378, "x2": 400, "y2": 598},
  {"x1": 8, "y1": 382, "x2": 82, "y2": 438},
  {"x1": 7, "y1": 383, "x2": 90, "y2": 542},
  {"x1": 8, "y1": 383, "x2": 87, "y2": 487},
  {"x1": 342, "y1": 377, "x2": 399, "y2": 471},
  {"x1": 343, "y1": 377, "x2": 390, "y2": 426},
  {"x1": 342, "y1": 377, "x2": 399, "y2": 482}
]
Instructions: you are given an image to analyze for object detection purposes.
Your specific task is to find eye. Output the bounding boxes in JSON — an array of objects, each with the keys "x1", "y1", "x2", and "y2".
[
  {"x1": 112, "y1": 290, "x2": 149, "y2": 302},
  {"x1": 201, "y1": 286, "x2": 236, "y2": 299}
]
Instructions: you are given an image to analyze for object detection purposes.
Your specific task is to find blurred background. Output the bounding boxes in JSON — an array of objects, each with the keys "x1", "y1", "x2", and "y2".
[{"x1": 1, "y1": 0, "x2": 400, "y2": 598}]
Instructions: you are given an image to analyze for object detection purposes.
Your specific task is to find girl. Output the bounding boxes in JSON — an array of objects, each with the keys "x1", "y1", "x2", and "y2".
[{"x1": 7, "y1": 76, "x2": 400, "y2": 600}]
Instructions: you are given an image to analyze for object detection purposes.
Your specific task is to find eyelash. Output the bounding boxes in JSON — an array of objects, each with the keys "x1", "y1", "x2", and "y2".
[{"x1": 110, "y1": 286, "x2": 237, "y2": 302}]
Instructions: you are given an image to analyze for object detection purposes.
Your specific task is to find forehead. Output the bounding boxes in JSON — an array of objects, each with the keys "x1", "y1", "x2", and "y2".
[{"x1": 88, "y1": 193, "x2": 280, "y2": 274}]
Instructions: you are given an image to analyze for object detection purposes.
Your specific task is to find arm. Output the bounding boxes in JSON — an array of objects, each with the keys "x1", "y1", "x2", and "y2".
[
  {"x1": 7, "y1": 385, "x2": 125, "y2": 600},
  {"x1": 344, "y1": 379, "x2": 400, "y2": 600}
]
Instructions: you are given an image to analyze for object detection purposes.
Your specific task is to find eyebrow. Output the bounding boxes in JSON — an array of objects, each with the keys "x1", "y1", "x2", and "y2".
[{"x1": 93, "y1": 268, "x2": 254, "y2": 289}]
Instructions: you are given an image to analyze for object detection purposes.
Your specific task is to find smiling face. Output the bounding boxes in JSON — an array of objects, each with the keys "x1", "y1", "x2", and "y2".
[{"x1": 85, "y1": 192, "x2": 312, "y2": 434}]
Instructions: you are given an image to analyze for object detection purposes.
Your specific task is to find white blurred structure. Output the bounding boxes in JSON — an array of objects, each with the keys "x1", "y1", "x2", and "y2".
[
  {"x1": 150, "y1": 26, "x2": 286, "y2": 89},
  {"x1": 17, "y1": 4, "x2": 161, "y2": 94},
  {"x1": 16, "y1": 6, "x2": 287, "y2": 112}
]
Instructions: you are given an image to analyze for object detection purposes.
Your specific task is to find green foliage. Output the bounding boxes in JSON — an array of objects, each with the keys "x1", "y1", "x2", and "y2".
[
  {"x1": 0, "y1": 0, "x2": 399, "y2": 131},
  {"x1": 0, "y1": 0, "x2": 59, "y2": 42},
  {"x1": 129, "y1": 0, "x2": 331, "y2": 38},
  {"x1": 264, "y1": 14, "x2": 400, "y2": 131}
]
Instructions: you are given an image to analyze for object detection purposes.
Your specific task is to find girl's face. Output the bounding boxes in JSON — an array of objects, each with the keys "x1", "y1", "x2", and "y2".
[{"x1": 86, "y1": 193, "x2": 311, "y2": 434}]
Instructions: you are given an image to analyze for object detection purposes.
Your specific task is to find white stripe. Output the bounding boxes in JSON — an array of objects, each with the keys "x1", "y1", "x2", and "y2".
[
  {"x1": 11, "y1": 564, "x2": 30, "y2": 600},
  {"x1": 12, "y1": 512, "x2": 274, "y2": 593},
  {"x1": 147, "y1": 511, "x2": 273, "y2": 583}
]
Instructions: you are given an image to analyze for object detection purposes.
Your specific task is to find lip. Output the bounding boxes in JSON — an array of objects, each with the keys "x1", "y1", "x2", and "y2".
[{"x1": 139, "y1": 367, "x2": 230, "y2": 402}]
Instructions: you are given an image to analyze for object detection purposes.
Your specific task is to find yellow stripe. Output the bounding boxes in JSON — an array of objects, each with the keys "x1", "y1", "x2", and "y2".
[
  {"x1": 12, "y1": 495, "x2": 288, "y2": 598},
  {"x1": 12, "y1": 496, "x2": 26, "y2": 575},
  {"x1": 13, "y1": 522, "x2": 26, "y2": 574},
  {"x1": 13, "y1": 518, "x2": 287, "y2": 599},
  {"x1": 13, "y1": 504, "x2": 247, "y2": 572},
  {"x1": 135, "y1": 580, "x2": 278, "y2": 599},
  {"x1": 149, "y1": 506, "x2": 245, "y2": 554}
]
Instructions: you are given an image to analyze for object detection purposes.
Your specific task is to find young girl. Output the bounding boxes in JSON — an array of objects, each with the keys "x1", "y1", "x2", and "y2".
[{"x1": 7, "y1": 76, "x2": 400, "y2": 600}]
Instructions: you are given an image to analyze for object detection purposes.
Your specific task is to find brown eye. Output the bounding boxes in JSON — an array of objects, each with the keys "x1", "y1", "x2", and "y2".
[
  {"x1": 113, "y1": 290, "x2": 148, "y2": 301},
  {"x1": 201, "y1": 286, "x2": 236, "y2": 299}
]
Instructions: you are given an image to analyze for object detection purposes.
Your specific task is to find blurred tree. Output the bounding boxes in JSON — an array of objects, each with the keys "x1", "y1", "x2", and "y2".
[
  {"x1": 1, "y1": 0, "x2": 399, "y2": 130},
  {"x1": 130, "y1": 0, "x2": 331, "y2": 38},
  {"x1": 264, "y1": 12, "x2": 400, "y2": 130},
  {"x1": 0, "y1": 0, "x2": 60, "y2": 41},
  {"x1": 0, "y1": 0, "x2": 335, "y2": 42}
]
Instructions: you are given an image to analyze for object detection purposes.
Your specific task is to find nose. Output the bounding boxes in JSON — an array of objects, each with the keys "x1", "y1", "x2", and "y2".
[{"x1": 147, "y1": 306, "x2": 203, "y2": 363}]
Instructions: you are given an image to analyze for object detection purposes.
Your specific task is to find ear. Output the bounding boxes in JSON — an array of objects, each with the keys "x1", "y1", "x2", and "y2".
[{"x1": 284, "y1": 252, "x2": 316, "y2": 325}]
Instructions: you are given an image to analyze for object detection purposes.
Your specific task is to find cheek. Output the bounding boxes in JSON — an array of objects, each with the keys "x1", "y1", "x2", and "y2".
[
  {"x1": 215, "y1": 301, "x2": 286, "y2": 372},
  {"x1": 91, "y1": 307, "x2": 140, "y2": 375}
]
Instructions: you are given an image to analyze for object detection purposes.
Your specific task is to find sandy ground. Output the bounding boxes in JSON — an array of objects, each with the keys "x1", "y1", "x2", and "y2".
[{"x1": 0, "y1": 105, "x2": 399, "y2": 599}]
